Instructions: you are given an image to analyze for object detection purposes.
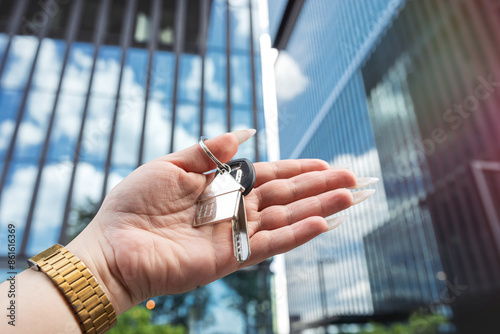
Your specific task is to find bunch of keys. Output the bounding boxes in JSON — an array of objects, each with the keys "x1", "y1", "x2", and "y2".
[{"x1": 193, "y1": 137, "x2": 256, "y2": 263}]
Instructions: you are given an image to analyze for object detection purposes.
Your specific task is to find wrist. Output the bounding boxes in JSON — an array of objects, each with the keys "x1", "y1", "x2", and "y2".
[{"x1": 66, "y1": 219, "x2": 133, "y2": 316}]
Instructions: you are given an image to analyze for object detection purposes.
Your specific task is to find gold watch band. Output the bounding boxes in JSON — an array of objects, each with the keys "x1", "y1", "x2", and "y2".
[{"x1": 28, "y1": 244, "x2": 117, "y2": 334}]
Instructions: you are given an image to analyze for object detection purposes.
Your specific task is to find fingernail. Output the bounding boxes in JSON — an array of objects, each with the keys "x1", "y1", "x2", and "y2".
[
  {"x1": 348, "y1": 177, "x2": 379, "y2": 189},
  {"x1": 326, "y1": 216, "x2": 348, "y2": 231},
  {"x1": 232, "y1": 129, "x2": 257, "y2": 145},
  {"x1": 330, "y1": 163, "x2": 352, "y2": 169},
  {"x1": 352, "y1": 189, "x2": 376, "y2": 205}
]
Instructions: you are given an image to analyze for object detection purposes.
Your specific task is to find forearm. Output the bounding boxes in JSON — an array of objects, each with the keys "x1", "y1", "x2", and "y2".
[
  {"x1": 0, "y1": 221, "x2": 130, "y2": 333},
  {"x1": 1, "y1": 269, "x2": 80, "y2": 333}
]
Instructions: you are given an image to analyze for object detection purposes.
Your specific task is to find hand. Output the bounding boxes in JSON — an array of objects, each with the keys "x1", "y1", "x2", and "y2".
[{"x1": 67, "y1": 130, "x2": 362, "y2": 315}]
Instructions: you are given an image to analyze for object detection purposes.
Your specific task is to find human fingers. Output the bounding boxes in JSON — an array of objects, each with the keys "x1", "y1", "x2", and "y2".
[
  {"x1": 255, "y1": 188, "x2": 353, "y2": 232},
  {"x1": 161, "y1": 129, "x2": 256, "y2": 173},
  {"x1": 254, "y1": 168, "x2": 356, "y2": 210},
  {"x1": 253, "y1": 159, "x2": 330, "y2": 188},
  {"x1": 246, "y1": 216, "x2": 327, "y2": 265}
]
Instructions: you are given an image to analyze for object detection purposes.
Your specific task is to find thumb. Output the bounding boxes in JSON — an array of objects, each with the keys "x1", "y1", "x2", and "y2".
[{"x1": 166, "y1": 129, "x2": 256, "y2": 173}]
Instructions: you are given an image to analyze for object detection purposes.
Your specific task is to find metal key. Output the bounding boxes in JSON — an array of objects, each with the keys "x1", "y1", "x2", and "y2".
[
  {"x1": 193, "y1": 137, "x2": 254, "y2": 263},
  {"x1": 231, "y1": 167, "x2": 252, "y2": 263},
  {"x1": 216, "y1": 158, "x2": 256, "y2": 196},
  {"x1": 193, "y1": 168, "x2": 251, "y2": 263},
  {"x1": 222, "y1": 159, "x2": 255, "y2": 262}
]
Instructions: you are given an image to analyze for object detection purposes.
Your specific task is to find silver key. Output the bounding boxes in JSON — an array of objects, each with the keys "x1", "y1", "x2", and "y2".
[
  {"x1": 193, "y1": 137, "x2": 251, "y2": 263},
  {"x1": 232, "y1": 170, "x2": 251, "y2": 263},
  {"x1": 193, "y1": 169, "x2": 251, "y2": 263}
]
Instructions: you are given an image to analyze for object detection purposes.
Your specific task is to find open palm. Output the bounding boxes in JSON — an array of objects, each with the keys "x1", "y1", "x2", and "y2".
[{"x1": 69, "y1": 132, "x2": 356, "y2": 315}]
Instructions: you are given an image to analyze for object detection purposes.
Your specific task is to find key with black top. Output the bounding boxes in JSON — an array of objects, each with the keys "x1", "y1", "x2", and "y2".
[
  {"x1": 216, "y1": 158, "x2": 256, "y2": 196},
  {"x1": 215, "y1": 158, "x2": 255, "y2": 263},
  {"x1": 193, "y1": 153, "x2": 255, "y2": 263}
]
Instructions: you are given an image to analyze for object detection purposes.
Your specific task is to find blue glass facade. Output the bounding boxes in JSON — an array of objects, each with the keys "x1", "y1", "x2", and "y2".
[
  {"x1": 272, "y1": 0, "x2": 500, "y2": 333},
  {"x1": 0, "y1": 0, "x2": 272, "y2": 332}
]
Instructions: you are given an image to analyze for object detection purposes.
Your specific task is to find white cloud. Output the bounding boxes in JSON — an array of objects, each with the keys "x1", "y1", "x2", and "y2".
[
  {"x1": 32, "y1": 39, "x2": 63, "y2": 91},
  {"x1": 230, "y1": 2, "x2": 251, "y2": 46},
  {"x1": 106, "y1": 168, "x2": 130, "y2": 194},
  {"x1": 0, "y1": 120, "x2": 15, "y2": 151},
  {"x1": 274, "y1": 51, "x2": 309, "y2": 101},
  {"x1": 52, "y1": 95, "x2": 84, "y2": 143},
  {"x1": 81, "y1": 97, "x2": 115, "y2": 160},
  {"x1": 182, "y1": 56, "x2": 202, "y2": 101},
  {"x1": 143, "y1": 99, "x2": 171, "y2": 162},
  {"x1": 0, "y1": 165, "x2": 37, "y2": 227},
  {"x1": 72, "y1": 162, "x2": 105, "y2": 204},
  {"x1": 30, "y1": 163, "x2": 72, "y2": 231},
  {"x1": 62, "y1": 47, "x2": 93, "y2": 94},
  {"x1": 183, "y1": 55, "x2": 232, "y2": 103},
  {"x1": 1, "y1": 36, "x2": 38, "y2": 89},
  {"x1": 27, "y1": 91, "x2": 55, "y2": 126},
  {"x1": 205, "y1": 57, "x2": 225, "y2": 102},
  {"x1": 120, "y1": 65, "x2": 145, "y2": 101},
  {"x1": 91, "y1": 56, "x2": 122, "y2": 96},
  {"x1": 112, "y1": 101, "x2": 145, "y2": 166},
  {"x1": 329, "y1": 148, "x2": 390, "y2": 233},
  {"x1": 336, "y1": 279, "x2": 371, "y2": 301},
  {"x1": 230, "y1": 55, "x2": 249, "y2": 104},
  {"x1": 18, "y1": 122, "x2": 44, "y2": 148},
  {"x1": 173, "y1": 124, "x2": 198, "y2": 152}
]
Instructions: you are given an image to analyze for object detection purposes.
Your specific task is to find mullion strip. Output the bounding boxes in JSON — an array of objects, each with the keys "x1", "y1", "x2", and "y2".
[
  {"x1": 248, "y1": 0, "x2": 259, "y2": 161},
  {"x1": 100, "y1": 0, "x2": 138, "y2": 203},
  {"x1": 138, "y1": 0, "x2": 161, "y2": 166},
  {"x1": 59, "y1": 0, "x2": 112, "y2": 244},
  {"x1": 199, "y1": 0, "x2": 209, "y2": 137},
  {"x1": 225, "y1": 0, "x2": 231, "y2": 132},
  {"x1": 169, "y1": 0, "x2": 187, "y2": 154},
  {"x1": 21, "y1": 0, "x2": 84, "y2": 255}
]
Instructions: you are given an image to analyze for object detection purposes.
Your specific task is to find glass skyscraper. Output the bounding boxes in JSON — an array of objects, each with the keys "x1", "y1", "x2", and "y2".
[
  {"x1": 0, "y1": 0, "x2": 273, "y2": 332},
  {"x1": 270, "y1": 0, "x2": 500, "y2": 333}
]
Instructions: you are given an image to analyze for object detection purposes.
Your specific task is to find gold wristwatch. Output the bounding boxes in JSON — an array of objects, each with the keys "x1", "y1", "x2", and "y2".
[{"x1": 28, "y1": 244, "x2": 117, "y2": 334}]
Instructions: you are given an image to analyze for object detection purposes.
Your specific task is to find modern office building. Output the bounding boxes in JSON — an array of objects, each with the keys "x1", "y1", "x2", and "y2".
[
  {"x1": 0, "y1": 0, "x2": 273, "y2": 332},
  {"x1": 270, "y1": 0, "x2": 500, "y2": 333}
]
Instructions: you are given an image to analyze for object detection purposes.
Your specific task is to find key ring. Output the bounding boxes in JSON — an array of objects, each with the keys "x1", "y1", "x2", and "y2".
[{"x1": 199, "y1": 137, "x2": 231, "y2": 173}]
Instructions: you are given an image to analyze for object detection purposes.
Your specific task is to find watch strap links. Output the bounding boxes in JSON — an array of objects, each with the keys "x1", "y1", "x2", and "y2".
[{"x1": 28, "y1": 244, "x2": 117, "y2": 334}]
